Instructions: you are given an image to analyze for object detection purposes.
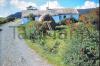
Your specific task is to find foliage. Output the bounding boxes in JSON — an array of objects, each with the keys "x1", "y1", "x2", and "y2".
[
  {"x1": 6, "y1": 16, "x2": 15, "y2": 22},
  {"x1": 0, "y1": 17, "x2": 6, "y2": 24},
  {"x1": 63, "y1": 22, "x2": 99, "y2": 66},
  {"x1": 28, "y1": 14, "x2": 35, "y2": 21},
  {"x1": 60, "y1": 16, "x2": 78, "y2": 25},
  {"x1": 18, "y1": 20, "x2": 99, "y2": 66},
  {"x1": 79, "y1": 8, "x2": 99, "y2": 30},
  {"x1": 0, "y1": 16, "x2": 16, "y2": 25}
]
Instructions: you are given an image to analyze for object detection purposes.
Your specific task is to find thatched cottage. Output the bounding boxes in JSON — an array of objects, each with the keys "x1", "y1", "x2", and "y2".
[{"x1": 21, "y1": 6, "x2": 79, "y2": 23}]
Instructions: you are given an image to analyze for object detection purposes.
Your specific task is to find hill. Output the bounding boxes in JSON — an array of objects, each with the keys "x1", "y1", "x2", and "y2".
[
  {"x1": 77, "y1": 8, "x2": 97, "y2": 14},
  {"x1": 7, "y1": 12, "x2": 22, "y2": 19}
]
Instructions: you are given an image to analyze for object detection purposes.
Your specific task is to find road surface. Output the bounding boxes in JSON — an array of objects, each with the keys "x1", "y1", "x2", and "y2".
[{"x1": 0, "y1": 21, "x2": 52, "y2": 66}]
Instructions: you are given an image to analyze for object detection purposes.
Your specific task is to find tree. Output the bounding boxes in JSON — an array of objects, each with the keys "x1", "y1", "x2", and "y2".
[{"x1": 29, "y1": 14, "x2": 35, "y2": 21}]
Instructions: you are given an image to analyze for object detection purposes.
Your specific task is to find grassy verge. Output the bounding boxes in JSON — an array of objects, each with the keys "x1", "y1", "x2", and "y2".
[
  {"x1": 25, "y1": 39, "x2": 65, "y2": 66},
  {"x1": 17, "y1": 22, "x2": 70, "y2": 66}
]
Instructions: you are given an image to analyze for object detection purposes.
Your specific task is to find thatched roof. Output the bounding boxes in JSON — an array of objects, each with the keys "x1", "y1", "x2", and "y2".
[{"x1": 22, "y1": 8, "x2": 79, "y2": 17}]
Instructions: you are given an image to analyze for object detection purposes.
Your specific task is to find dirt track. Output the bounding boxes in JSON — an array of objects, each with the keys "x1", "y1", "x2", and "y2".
[{"x1": 0, "y1": 22, "x2": 52, "y2": 66}]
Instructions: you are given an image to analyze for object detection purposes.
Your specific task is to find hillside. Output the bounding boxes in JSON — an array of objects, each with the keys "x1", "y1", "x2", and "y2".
[
  {"x1": 79, "y1": 7, "x2": 99, "y2": 30},
  {"x1": 77, "y1": 8, "x2": 97, "y2": 15},
  {"x1": 7, "y1": 12, "x2": 22, "y2": 19}
]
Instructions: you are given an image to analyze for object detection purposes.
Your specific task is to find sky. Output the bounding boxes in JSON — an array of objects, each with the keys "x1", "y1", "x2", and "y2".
[{"x1": 0, "y1": 0, "x2": 99, "y2": 17}]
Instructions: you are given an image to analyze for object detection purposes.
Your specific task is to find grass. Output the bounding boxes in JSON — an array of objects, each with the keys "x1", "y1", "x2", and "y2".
[
  {"x1": 17, "y1": 21, "x2": 99, "y2": 66},
  {"x1": 24, "y1": 38, "x2": 70, "y2": 66},
  {"x1": 17, "y1": 23, "x2": 71, "y2": 66},
  {"x1": 17, "y1": 21, "x2": 76, "y2": 66}
]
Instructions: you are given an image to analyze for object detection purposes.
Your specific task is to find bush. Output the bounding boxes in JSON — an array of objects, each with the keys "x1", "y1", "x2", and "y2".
[
  {"x1": 0, "y1": 17, "x2": 6, "y2": 24},
  {"x1": 63, "y1": 22, "x2": 99, "y2": 66},
  {"x1": 18, "y1": 21, "x2": 99, "y2": 66},
  {"x1": 6, "y1": 17, "x2": 15, "y2": 22},
  {"x1": 28, "y1": 14, "x2": 35, "y2": 21}
]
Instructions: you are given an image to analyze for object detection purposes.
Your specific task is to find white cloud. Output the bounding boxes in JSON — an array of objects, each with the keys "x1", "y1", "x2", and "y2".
[
  {"x1": 10, "y1": 0, "x2": 37, "y2": 10},
  {"x1": 0, "y1": 0, "x2": 5, "y2": 6},
  {"x1": 40, "y1": 1, "x2": 63, "y2": 10},
  {"x1": 10, "y1": 0, "x2": 63, "y2": 10},
  {"x1": 76, "y1": 1, "x2": 99, "y2": 9}
]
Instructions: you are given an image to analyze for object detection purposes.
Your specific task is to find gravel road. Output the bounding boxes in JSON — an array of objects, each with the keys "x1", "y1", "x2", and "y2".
[{"x1": 0, "y1": 22, "x2": 52, "y2": 66}]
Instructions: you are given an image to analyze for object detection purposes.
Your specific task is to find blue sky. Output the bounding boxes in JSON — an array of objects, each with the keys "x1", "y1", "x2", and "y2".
[{"x1": 0, "y1": 0, "x2": 99, "y2": 17}]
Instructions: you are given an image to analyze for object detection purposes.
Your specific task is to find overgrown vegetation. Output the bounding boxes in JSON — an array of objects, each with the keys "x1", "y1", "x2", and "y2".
[
  {"x1": 79, "y1": 7, "x2": 99, "y2": 30},
  {"x1": 0, "y1": 17, "x2": 6, "y2": 25},
  {"x1": 18, "y1": 9, "x2": 99, "y2": 66},
  {"x1": 18, "y1": 21, "x2": 99, "y2": 66},
  {"x1": 0, "y1": 16, "x2": 15, "y2": 25}
]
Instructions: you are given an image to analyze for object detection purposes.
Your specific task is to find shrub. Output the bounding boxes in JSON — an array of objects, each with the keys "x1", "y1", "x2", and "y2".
[
  {"x1": 18, "y1": 20, "x2": 99, "y2": 66},
  {"x1": 0, "y1": 17, "x2": 6, "y2": 24},
  {"x1": 63, "y1": 22, "x2": 99, "y2": 66},
  {"x1": 6, "y1": 16, "x2": 15, "y2": 22}
]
